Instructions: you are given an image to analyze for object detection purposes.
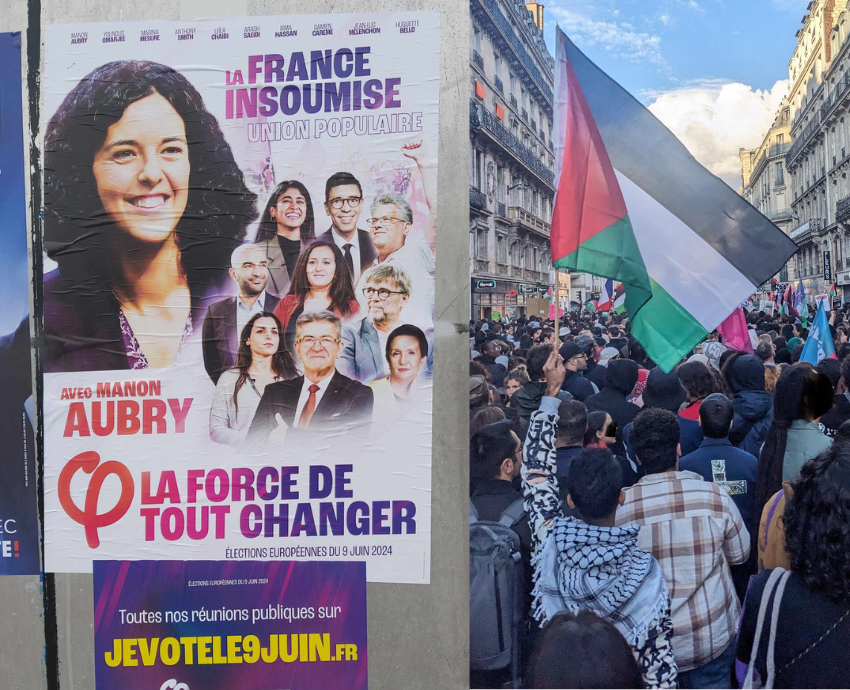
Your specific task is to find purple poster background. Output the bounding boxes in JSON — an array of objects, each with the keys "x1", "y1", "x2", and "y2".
[{"x1": 93, "y1": 560, "x2": 367, "y2": 690}]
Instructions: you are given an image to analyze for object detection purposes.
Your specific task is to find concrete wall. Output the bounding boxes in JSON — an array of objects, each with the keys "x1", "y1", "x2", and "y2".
[{"x1": 0, "y1": 0, "x2": 470, "y2": 688}]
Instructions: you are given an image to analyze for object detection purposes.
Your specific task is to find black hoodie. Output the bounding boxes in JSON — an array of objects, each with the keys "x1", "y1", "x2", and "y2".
[{"x1": 584, "y1": 359, "x2": 640, "y2": 456}]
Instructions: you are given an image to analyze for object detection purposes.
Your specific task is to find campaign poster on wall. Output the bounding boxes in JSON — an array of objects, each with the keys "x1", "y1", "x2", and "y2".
[
  {"x1": 0, "y1": 32, "x2": 40, "y2": 575},
  {"x1": 93, "y1": 560, "x2": 367, "y2": 690},
  {"x1": 42, "y1": 13, "x2": 439, "y2": 583}
]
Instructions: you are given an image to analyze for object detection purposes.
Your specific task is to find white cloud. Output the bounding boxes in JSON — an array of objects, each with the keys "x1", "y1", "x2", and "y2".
[
  {"x1": 659, "y1": 13, "x2": 671, "y2": 26},
  {"x1": 647, "y1": 79, "x2": 789, "y2": 187},
  {"x1": 552, "y1": 7, "x2": 665, "y2": 66}
]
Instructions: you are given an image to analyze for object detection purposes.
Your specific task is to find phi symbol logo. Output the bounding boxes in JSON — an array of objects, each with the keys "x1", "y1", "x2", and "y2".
[
  {"x1": 57, "y1": 451, "x2": 134, "y2": 548},
  {"x1": 159, "y1": 680, "x2": 190, "y2": 690}
]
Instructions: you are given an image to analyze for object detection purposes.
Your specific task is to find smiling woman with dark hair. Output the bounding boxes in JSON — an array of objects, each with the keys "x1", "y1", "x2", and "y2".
[{"x1": 43, "y1": 60, "x2": 257, "y2": 372}]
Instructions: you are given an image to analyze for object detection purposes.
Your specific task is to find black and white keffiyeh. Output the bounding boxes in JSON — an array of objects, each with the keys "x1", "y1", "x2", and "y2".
[{"x1": 532, "y1": 516, "x2": 669, "y2": 647}]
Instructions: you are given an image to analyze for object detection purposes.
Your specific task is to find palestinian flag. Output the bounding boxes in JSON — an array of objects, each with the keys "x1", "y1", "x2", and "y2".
[
  {"x1": 829, "y1": 283, "x2": 838, "y2": 299},
  {"x1": 614, "y1": 285, "x2": 626, "y2": 314},
  {"x1": 597, "y1": 279, "x2": 614, "y2": 311},
  {"x1": 550, "y1": 27, "x2": 798, "y2": 371}
]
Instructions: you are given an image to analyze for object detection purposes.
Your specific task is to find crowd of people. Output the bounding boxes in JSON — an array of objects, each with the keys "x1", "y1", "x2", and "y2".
[{"x1": 469, "y1": 306, "x2": 850, "y2": 689}]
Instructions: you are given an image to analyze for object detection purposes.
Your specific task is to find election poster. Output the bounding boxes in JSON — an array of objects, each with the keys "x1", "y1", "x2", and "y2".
[
  {"x1": 42, "y1": 13, "x2": 439, "y2": 583},
  {"x1": 0, "y1": 32, "x2": 39, "y2": 575},
  {"x1": 93, "y1": 560, "x2": 367, "y2": 690}
]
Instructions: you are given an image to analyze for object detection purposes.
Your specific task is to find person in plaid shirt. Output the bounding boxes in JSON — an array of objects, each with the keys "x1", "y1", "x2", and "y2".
[{"x1": 616, "y1": 407, "x2": 750, "y2": 689}]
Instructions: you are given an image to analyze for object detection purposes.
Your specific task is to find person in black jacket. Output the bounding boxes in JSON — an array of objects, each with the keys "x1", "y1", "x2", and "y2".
[
  {"x1": 554, "y1": 399, "x2": 588, "y2": 514},
  {"x1": 585, "y1": 359, "x2": 640, "y2": 457},
  {"x1": 726, "y1": 354, "x2": 773, "y2": 457},
  {"x1": 819, "y1": 356, "x2": 850, "y2": 437},
  {"x1": 558, "y1": 342, "x2": 596, "y2": 401},
  {"x1": 475, "y1": 339, "x2": 507, "y2": 389}
]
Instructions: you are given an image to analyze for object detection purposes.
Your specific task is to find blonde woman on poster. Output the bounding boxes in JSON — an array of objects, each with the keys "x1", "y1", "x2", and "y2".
[{"x1": 43, "y1": 60, "x2": 256, "y2": 372}]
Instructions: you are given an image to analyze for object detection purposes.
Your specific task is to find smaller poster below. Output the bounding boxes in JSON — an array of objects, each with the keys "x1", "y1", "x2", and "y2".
[
  {"x1": 93, "y1": 560, "x2": 367, "y2": 690},
  {"x1": 758, "y1": 300, "x2": 775, "y2": 316}
]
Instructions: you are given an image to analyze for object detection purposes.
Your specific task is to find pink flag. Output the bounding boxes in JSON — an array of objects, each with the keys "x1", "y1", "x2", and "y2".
[{"x1": 717, "y1": 307, "x2": 754, "y2": 354}]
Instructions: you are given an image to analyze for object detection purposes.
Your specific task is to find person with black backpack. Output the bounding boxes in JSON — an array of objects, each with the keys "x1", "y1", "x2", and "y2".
[
  {"x1": 469, "y1": 420, "x2": 531, "y2": 689},
  {"x1": 521, "y1": 349, "x2": 678, "y2": 689}
]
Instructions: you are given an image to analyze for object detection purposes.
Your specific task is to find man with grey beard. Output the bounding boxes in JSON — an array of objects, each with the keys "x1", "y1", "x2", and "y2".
[{"x1": 338, "y1": 264, "x2": 413, "y2": 383}]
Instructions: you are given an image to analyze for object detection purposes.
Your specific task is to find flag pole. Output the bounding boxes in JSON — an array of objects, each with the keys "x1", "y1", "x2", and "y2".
[{"x1": 553, "y1": 270, "x2": 560, "y2": 344}]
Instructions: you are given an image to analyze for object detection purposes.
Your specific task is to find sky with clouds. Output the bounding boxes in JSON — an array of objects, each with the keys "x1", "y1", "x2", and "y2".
[{"x1": 542, "y1": 0, "x2": 811, "y2": 187}]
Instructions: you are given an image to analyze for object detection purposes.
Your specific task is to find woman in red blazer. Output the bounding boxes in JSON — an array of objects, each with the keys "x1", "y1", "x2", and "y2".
[{"x1": 274, "y1": 240, "x2": 359, "y2": 356}]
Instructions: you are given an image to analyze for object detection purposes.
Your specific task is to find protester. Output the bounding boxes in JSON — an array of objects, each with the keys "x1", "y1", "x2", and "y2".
[
  {"x1": 553, "y1": 400, "x2": 589, "y2": 510},
  {"x1": 526, "y1": 611, "x2": 643, "y2": 690},
  {"x1": 558, "y1": 341, "x2": 596, "y2": 401},
  {"x1": 522, "y1": 351, "x2": 677, "y2": 688},
  {"x1": 475, "y1": 339, "x2": 507, "y2": 389},
  {"x1": 819, "y1": 355, "x2": 850, "y2": 436},
  {"x1": 585, "y1": 358, "x2": 640, "y2": 456},
  {"x1": 680, "y1": 392, "x2": 758, "y2": 601},
  {"x1": 623, "y1": 367, "x2": 703, "y2": 457},
  {"x1": 616, "y1": 408, "x2": 749, "y2": 688},
  {"x1": 470, "y1": 406, "x2": 506, "y2": 437},
  {"x1": 754, "y1": 364, "x2": 833, "y2": 520},
  {"x1": 510, "y1": 344, "x2": 572, "y2": 418},
  {"x1": 504, "y1": 367, "x2": 529, "y2": 404},
  {"x1": 727, "y1": 354, "x2": 774, "y2": 456},
  {"x1": 584, "y1": 410, "x2": 616, "y2": 449},
  {"x1": 737, "y1": 444, "x2": 850, "y2": 689}
]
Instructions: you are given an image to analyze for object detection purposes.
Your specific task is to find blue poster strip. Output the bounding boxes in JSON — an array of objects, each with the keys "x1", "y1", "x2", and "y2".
[{"x1": 0, "y1": 32, "x2": 39, "y2": 575}]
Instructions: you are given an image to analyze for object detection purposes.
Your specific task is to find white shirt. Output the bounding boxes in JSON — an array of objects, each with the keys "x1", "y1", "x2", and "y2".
[
  {"x1": 236, "y1": 291, "x2": 266, "y2": 343},
  {"x1": 357, "y1": 236, "x2": 435, "y2": 329},
  {"x1": 294, "y1": 370, "x2": 335, "y2": 427},
  {"x1": 330, "y1": 228, "x2": 362, "y2": 284}
]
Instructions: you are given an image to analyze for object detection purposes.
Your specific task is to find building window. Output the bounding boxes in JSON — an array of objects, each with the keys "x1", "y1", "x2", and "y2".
[
  {"x1": 777, "y1": 133, "x2": 784, "y2": 145},
  {"x1": 775, "y1": 162, "x2": 784, "y2": 186},
  {"x1": 479, "y1": 229, "x2": 488, "y2": 260},
  {"x1": 473, "y1": 149, "x2": 483, "y2": 189},
  {"x1": 473, "y1": 26, "x2": 481, "y2": 52},
  {"x1": 494, "y1": 54, "x2": 501, "y2": 80},
  {"x1": 497, "y1": 166, "x2": 505, "y2": 202},
  {"x1": 498, "y1": 235, "x2": 506, "y2": 263}
]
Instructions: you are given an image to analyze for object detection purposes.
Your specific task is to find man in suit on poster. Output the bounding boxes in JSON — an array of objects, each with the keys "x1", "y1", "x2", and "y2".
[
  {"x1": 202, "y1": 244, "x2": 280, "y2": 384},
  {"x1": 246, "y1": 311, "x2": 374, "y2": 445},
  {"x1": 314, "y1": 172, "x2": 378, "y2": 287}
]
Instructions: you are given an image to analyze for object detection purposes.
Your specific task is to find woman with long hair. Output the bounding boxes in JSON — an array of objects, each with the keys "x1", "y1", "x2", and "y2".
[
  {"x1": 43, "y1": 60, "x2": 257, "y2": 372},
  {"x1": 677, "y1": 361, "x2": 720, "y2": 421},
  {"x1": 754, "y1": 363, "x2": 834, "y2": 517},
  {"x1": 273, "y1": 241, "x2": 358, "y2": 355},
  {"x1": 737, "y1": 444, "x2": 850, "y2": 689},
  {"x1": 253, "y1": 180, "x2": 316, "y2": 297},
  {"x1": 584, "y1": 410, "x2": 616, "y2": 449},
  {"x1": 209, "y1": 312, "x2": 297, "y2": 446}
]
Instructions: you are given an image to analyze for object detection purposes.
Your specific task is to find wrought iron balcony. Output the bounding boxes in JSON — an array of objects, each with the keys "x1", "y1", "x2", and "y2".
[
  {"x1": 789, "y1": 218, "x2": 822, "y2": 241},
  {"x1": 751, "y1": 143, "x2": 791, "y2": 180},
  {"x1": 767, "y1": 208, "x2": 792, "y2": 222},
  {"x1": 821, "y1": 71, "x2": 850, "y2": 123},
  {"x1": 470, "y1": 185, "x2": 487, "y2": 210},
  {"x1": 472, "y1": 50, "x2": 484, "y2": 71},
  {"x1": 474, "y1": 0, "x2": 553, "y2": 109},
  {"x1": 494, "y1": 76, "x2": 503, "y2": 94},
  {"x1": 471, "y1": 100, "x2": 555, "y2": 186},
  {"x1": 508, "y1": 205, "x2": 549, "y2": 235},
  {"x1": 786, "y1": 113, "x2": 823, "y2": 167},
  {"x1": 837, "y1": 194, "x2": 850, "y2": 222}
]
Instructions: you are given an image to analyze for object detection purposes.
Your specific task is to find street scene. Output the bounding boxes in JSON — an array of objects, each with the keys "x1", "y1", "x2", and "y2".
[{"x1": 470, "y1": 0, "x2": 850, "y2": 688}]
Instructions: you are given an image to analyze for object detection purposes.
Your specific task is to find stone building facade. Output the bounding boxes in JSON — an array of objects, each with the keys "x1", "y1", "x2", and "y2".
[{"x1": 468, "y1": 0, "x2": 599, "y2": 318}]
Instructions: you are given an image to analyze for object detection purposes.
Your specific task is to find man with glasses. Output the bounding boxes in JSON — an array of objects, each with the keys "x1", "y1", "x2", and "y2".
[
  {"x1": 356, "y1": 140, "x2": 437, "y2": 329},
  {"x1": 558, "y1": 341, "x2": 597, "y2": 402},
  {"x1": 246, "y1": 310, "x2": 373, "y2": 445},
  {"x1": 338, "y1": 265, "x2": 418, "y2": 384},
  {"x1": 315, "y1": 172, "x2": 378, "y2": 287}
]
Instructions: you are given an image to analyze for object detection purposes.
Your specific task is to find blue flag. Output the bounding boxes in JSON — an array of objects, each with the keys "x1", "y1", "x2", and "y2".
[{"x1": 800, "y1": 300, "x2": 835, "y2": 365}]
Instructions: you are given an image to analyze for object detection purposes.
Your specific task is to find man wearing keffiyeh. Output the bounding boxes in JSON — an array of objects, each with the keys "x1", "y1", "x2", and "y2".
[{"x1": 522, "y1": 349, "x2": 678, "y2": 689}]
